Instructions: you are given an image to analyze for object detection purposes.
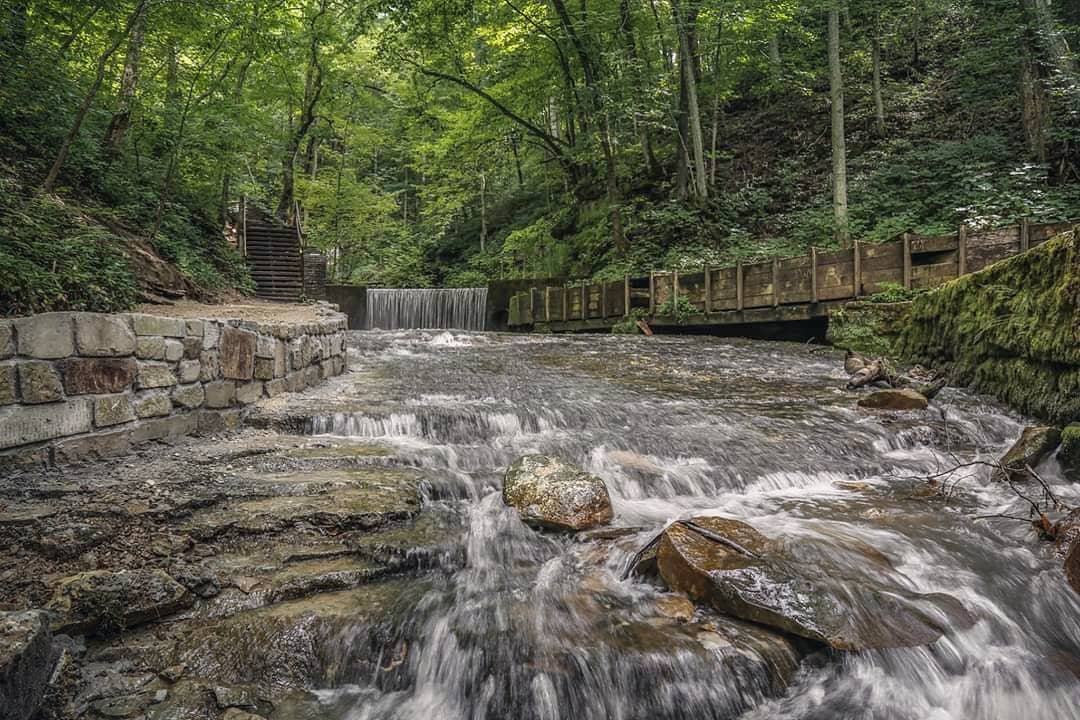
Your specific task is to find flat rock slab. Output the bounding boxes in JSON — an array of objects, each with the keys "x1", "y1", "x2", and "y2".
[
  {"x1": 646, "y1": 516, "x2": 972, "y2": 650},
  {"x1": 0, "y1": 611, "x2": 55, "y2": 720},
  {"x1": 46, "y1": 569, "x2": 193, "y2": 635},
  {"x1": 858, "y1": 388, "x2": 929, "y2": 411}
]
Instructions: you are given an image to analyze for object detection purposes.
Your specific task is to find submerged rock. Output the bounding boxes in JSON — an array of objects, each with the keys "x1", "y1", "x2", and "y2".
[
  {"x1": 46, "y1": 569, "x2": 193, "y2": 635},
  {"x1": 503, "y1": 455, "x2": 613, "y2": 531},
  {"x1": 640, "y1": 516, "x2": 970, "y2": 650},
  {"x1": 993, "y1": 426, "x2": 1062, "y2": 483},
  {"x1": 1066, "y1": 541, "x2": 1080, "y2": 595},
  {"x1": 857, "y1": 388, "x2": 929, "y2": 411},
  {"x1": 0, "y1": 611, "x2": 55, "y2": 720}
]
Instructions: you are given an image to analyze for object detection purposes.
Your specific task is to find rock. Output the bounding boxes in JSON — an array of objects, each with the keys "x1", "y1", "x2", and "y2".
[
  {"x1": 1058, "y1": 423, "x2": 1080, "y2": 479},
  {"x1": 171, "y1": 383, "x2": 205, "y2": 410},
  {"x1": 14, "y1": 313, "x2": 74, "y2": 359},
  {"x1": 0, "y1": 611, "x2": 56, "y2": 720},
  {"x1": 74, "y1": 314, "x2": 136, "y2": 356},
  {"x1": 643, "y1": 516, "x2": 970, "y2": 650},
  {"x1": 129, "y1": 314, "x2": 185, "y2": 338},
  {"x1": 160, "y1": 664, "x2": 186, "y2": 683},
  {"x1": 16, "y1": 361, "x2": 64, "y2": 404},
  {"x1": 134, "y1": 389, "x2": 173, "y2": 418},
  {"x1": 1066, "y1": 540, "x2": 1080, "y2": 595},
  {"x1": 0, "y1": 363, "x2": 15, "y2": 405},
  {"x1": 204, "y1": 381, "x2": 236, "y2": 409},
  {"x1": 137, "y1": 362, "x2": 177, "y2": 389},
  {"x1": 0, "y1": 398, "x2": 93, "y2": 450},
  {"x1": 58, "y1": 357, "x2": 138, "y2": 395},
  {"x1": 185, "y1": 319, "x2": 204, "y2": 338},
  {"x1": 90, "y1": 689, "x2": 160, "y2": 718},
  {"x1": 844, "y1": 350, "x2": 868, "y2": 375},
  {"x1": 235, "y1": 382, "x2": 263, "y2": 405},
  {"x1": 213, "y1": 684, "x2": 259, "y2": 710},
  {"x1": 0, "y1": 321, "x2": 12, "y2": 358},
  {"x1": 164, "y1": 339, "x2": 184, "y2": 362},
  {"x1": 993, "y1": 426, "x2": 1062, "y2": 483},
  {"x1": 857, "y1": 388, "x2": 928, "y2": 411},
  {"x1": 94, "y1": 393, "x2": 136, "y2": 428},
  {"x1": 503, "y1": 455, "x2": 614, "y2": 531},
  {"x1": 136, "y1": 336, "x2": 167, "y2": 360},
  {"x1": 222, "y1": 709, "x2": 267, "y2": 720},
  {"x1": 220, "y1": 327, "x2": 257, "y2": 381},
  {"x1": 177, "y1": 360, "x2": 201, "y2": 384},
  {"x1": 46, "y1": 569, "x2": 193, "y2": 635},
  {"x1": 654, "y1": 593, "x2": 695, "y2": 622}
]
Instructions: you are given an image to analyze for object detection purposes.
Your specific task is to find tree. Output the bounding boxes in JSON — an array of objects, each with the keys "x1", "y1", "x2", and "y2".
[{"x1": 828, "y1": 4, "x2": 850, "y2": 246}]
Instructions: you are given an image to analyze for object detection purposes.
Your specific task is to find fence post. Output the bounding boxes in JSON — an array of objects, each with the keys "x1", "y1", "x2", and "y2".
[
  {"x1": 772, "y1": 258, "x2": 780, "y2": 307},
  {"x1": 1020, "y1": 217, "x2": 1030, "y2": 253},
  {"x1": 580, "y1": 285, "x2": 587, "y2": 320},
  {"x1": 601, "y1": 281, "x2": 608, "y2": 318},
  {"x1": 958, "y1": 224, "x2": 967, "y2": 277},
  {"x1": 529, "y1": 288, "x2": 536, "y2": 323},
  {"x1": 704, "y1": 266, "x2": 712, "y2": 314},
  {"x1": 810, "y1": 247, "x2": 819, "y2": 304},
  {"x1": 623, "y1": 275, "x2": 630, "y2": 317},
  {"x1": 853, "y1": 239, "x2": 861, "y2": 298},
  {"x1": 736, "y1": 261, "x2": 744, "y2": 311},
  {"x1": 562, "y1": 284, "x2": 569, "y2": 321},
  {"x1": 902, "y1": 233, "x2": 912, "y2": 289},
  {"x1": 649, "y1": 272, "x2": 656, "y2": 315},
  {"x1": 673, "y1": 271, "x2": 680, "y2": 312},
  {"x1": 545, "y1": 287, "x2": 551, "y2": 322}
]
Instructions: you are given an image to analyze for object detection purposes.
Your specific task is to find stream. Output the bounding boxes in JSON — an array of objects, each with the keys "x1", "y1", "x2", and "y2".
[{"x1": 303, "y1": 330, "x2": 1080, "y2": 720}]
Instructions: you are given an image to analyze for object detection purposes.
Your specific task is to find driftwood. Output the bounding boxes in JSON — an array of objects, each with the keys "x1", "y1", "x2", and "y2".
[
  {"x1": 844, "y1": 352, "x2": 945, "y2": 400},
  {"x1": 635, "y1": 319, "x2": 654, "y2": 336}
]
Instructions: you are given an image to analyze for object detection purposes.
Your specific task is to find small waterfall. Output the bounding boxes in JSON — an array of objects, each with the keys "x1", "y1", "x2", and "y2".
[{"x1": 366, "y1": 288, "x2": 488, "y2": 331}]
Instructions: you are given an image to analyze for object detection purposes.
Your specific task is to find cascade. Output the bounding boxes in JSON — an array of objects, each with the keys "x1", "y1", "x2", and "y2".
[{"x1": 366, "y1": 288, "x2": 488, "y2": 330}]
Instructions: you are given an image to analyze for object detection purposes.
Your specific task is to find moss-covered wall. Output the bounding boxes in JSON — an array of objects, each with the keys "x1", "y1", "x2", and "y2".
[
  {"x1": 826, "y1": 302, "x2": 912, "y2": 357},
  {"x1": 898, "y1": 229, "x2": 1080, "y2": 424}
]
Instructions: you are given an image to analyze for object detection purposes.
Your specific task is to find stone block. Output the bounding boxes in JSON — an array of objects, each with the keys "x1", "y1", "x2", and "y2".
[
  {"x1": 182, "y1": 337, "x2": 201, "y2": 360},
  {"x1": 52, "y1": 428, "x2": 130, "y2": 465},
  {"x1": 185, "y1": 319, "x2": 204, "y2": 338},
  {"x1": 17, "y1": 361, "x2": 64, "y2": 404},
  {"x1": 203, "y1": 322, "x2": 221, "y2": 350},
  {"x1": 287, "y1": 339, "x2": 306, "y2": 372},
  {"x1": 178, "y1": 360, "x2": 200, "y2": 384},
  {"x1": 172, "y1": 383, "x2": 205, "y2": 410},
  {"x1": 204, "y1": 381, "x2": 236, "y2": 408},
  {"x1": 0, "y1": 321, "x2": 14, "y2": 359},
  {"x1": 93, "y1": 393, "x2": 135, "y2": 428},
  {"x1": 164, "y1": 339, "x2": 184, "y2": 362},
  {"x1": 305, "y1": 365, "x2": 321, "y2": 387},
  {"x1": 0, "y1": 610, "x2": 54, "y2": 720},
  {"x1": 130, "y1": 414, "x2": 198, "y2": 444},
  {"x1": 265, "y1": 379, "x2": 286, "y2": 398},
  {"x1": 73, "y1": 314, "x2": 136, "y2": 357},
  {"x1": 255, "y1": 335, "x2": 276, "y2": 359},
  {"x1": 58, "y1": 358, "x2": 137, "y2": 395},
  {"x1": 199, "y1": 351, "x2": 220, "y2": 382},
  {"x1": 253, "y1": 357, "x2": 274, "y2": 381},
  {"x1": 220, "y1": 327, "x2": 256, "y2": 381},
  {"x1": 197, "y1": 409, "x2": 243, "y2": 435},
  {"x1": 0, "y1": 398, "x2": 92, "y2": 449},
  {"x1": 319, "y1": 361, "x2": 334, "y2": 380},
  {"x1": 321, "y1": 336, "x2": 332, "y2": 359},
  {"x1": 14, "y1": 313, "x2": 74, "y2": 359},
  {"x1": 273, "y1": 341, "x2": 287, "y2": 378},
  {"x1": 235, "y1": 382, "x2": 263, "y2": 405},
  {"x1": 285, "y1": 371, "x2": 306, "y2": 393},
  {"x1": 129, "y1": 314, "x2": 184, "y2": 338},
  {"x1": 134, "y1": 390, "x2": 171, "y2": 418},
  {"x1": 136, "y1": 336, "x2": 167, "y2": 360},
  {"x1": 0, "y1": 363, "x2": 16, "y2": 405},
  {"x1": 137, "y1": 362, "x2": 176, "y2": 389}
]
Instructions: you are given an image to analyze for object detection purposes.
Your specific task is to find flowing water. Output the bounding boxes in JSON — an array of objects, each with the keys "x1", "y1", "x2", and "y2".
[
  {"x1": 365, "y1": 288, "x2": 488, "y2": 331},
  {"x1": 303, "y1": 330, "x2": 1080, "y2": 720}
]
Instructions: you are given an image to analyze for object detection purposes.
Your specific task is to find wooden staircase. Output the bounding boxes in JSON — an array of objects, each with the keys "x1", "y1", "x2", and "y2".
[{"x1": 241, "y1": 204, "x2": 304, "y2": 302}]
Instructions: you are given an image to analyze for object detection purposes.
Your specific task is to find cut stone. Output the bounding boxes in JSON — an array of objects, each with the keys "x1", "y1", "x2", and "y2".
[
  {"x1": 94, "y1": 393, "x2": 135, "y2": 428},
  {"x1": 264, "y1": 379, "x2": 286, "y2": 398},
  {"x1": 136, "y1": 336, "x2": 166, "y2": 361},
  {"x1": 17, "y1": 361, "x2": 65, "y2": 404},
  {"x1": 253, "y1": 357, "x2": 274, "y2": 381},
  {"x1": 182, "y1": 336, "x2": 201, "y2": 360},
  {"x1": 185, "y1": 319, "x2": 204, "y2": 338},
  {"x1": 0, "y1": 398, "x2": 93, "y2": 449},
  {"x1": 172, "y1": 384, "x2": 205, "y2": 410},
  {"x1": 255, "y1": 335, "x2": 276, "y2": 359},
  {"x1": 0, "y1": 363, "x2": 16, "y2": 405},
  {"x1": 203, "y1": 321, "x2": 221, "y2": 350},
  {"x1": 137, "y1": 362, "x2": 177, "y2": 389},
  {"x1": 58, "y1": 357, "x2": 137, "y2": 395},
  {"x1": 178, "y1": 360, "x2": 201, "y2": 384},
  {"x1": 165, "y1": 339, "x2": 184, "y2": 362},
  {"x1": 0, "y1": 321, "x2": 12, "y2": 359},
  {"x1": 285, "y1": 371, "x2": 305, "y2": 393},
  {"x1": 235, "y1": 382, "x2": 263, "y2": 405},
  {"x1": 0, "y1": 610, "x2": 55, "y2": 720},
  {"x1": 220, "y1": 327, "x2": 257, "y2": 380},
  {"x1": 129, "y1": 314, "x2": 185, "y2": 338},
  {"x1": 204, "y1": 381, "x2": 236, "y2": 409},
  {"x1": 130, "y1": 414, "x2": 198, "y2": 444},
  {"x1": 199, "y1": 351, "x2": 220, "y2": 382},
  {"x1": 134, "y1": 390, "x2": 172, "y2": 418},
  {"x1": 73, "y1": 314, "x2": 135, "y2": 357},
  {"x1": 14, "y1": 313, "x2": 74, "y2": 359}
]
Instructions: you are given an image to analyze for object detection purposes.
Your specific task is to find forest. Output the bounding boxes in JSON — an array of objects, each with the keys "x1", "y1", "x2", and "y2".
[{"x1": 1, "y1": 0, "x2": 1077, "y2": 311}]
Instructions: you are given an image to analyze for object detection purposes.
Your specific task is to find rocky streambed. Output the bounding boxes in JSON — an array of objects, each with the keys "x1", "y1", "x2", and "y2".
[{"x1": 1, "y1": 330, "x2": 1079, "y2": 720}]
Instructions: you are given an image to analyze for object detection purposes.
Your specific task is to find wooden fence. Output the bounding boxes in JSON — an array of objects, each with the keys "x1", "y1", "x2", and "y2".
[{"x1": 507, "y1": 219, "x2": 1077, "y2": 328}]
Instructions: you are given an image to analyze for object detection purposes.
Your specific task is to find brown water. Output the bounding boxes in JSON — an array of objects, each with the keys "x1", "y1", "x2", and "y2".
[{"x1": 303, "y1": 330, "x2": 1080, "y2": 720}]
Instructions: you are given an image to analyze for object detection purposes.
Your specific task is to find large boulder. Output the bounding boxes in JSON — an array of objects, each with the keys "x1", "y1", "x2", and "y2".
[
  {"x1": 993, "y1": 426, "x2": 1062, "y2": 483},
  {"x1": 857, "y1": 388, "x2": 928, "y2": 411},
  {"x1": 638, "y1": 516, "x2": 970, "y2": 650},
  {"x1": 503, "y1": 455, "x2": 613, "y2": 531},
  {"x1": 46, "y1": 569, "x2": 193, "y2": 635},
  {"x1": 0, "y1": 611, "x2": 56, "y2": 720},
  {"x1": 1058, "y1": 423, "x2": 1080, "y2": 480}
]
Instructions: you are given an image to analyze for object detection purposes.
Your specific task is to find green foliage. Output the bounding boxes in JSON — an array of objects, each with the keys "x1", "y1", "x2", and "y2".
[
  {"x1": 611, "y1": 308, "x2": 648, "y2": 334},
  {"x1": 656, "y1": 295, "x2": 698, "y2": 325},
  {"x1": 864, "y1": 282, "x2": 927, "y2": 304}
]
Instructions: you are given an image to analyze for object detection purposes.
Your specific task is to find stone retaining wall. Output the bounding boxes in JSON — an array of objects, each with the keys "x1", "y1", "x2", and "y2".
[{"x1": 0, "y1": 307, "x2": 348, "y2": 467}]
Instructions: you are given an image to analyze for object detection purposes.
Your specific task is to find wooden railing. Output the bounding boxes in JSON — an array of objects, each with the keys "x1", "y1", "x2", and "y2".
[{"x1": 507, "y1": 218, "x2": 1077, "y2": 327}]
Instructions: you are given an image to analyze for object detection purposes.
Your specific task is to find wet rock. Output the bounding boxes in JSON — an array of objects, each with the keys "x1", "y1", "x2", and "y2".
[
  {"x1": 993, "y1": 426, "x2": 1062, "y2": 483},
  {"x1": 1066, "y1": 540, "x2": 1080, "y2": 595},
  {"x1": 46, "y1": 569, "x2": 194, "y2": 635},
  {"x1": 857, "y1": 388, "x2": 929, "y2": 411},
  {"x1": 160, "y1": 664, "x2": 186, "y2": 683},
  {"x1": 1056, "y1": 423, "x2": 1080, "y2": 479},
  {"x1": 90, "y1": 688, "x2": 161, "y2": 718},
  {"x1": 503, "y1": 455, "x2": 613, "y2": 531},
  {"x1": 222, "y1": 709, "x2": 267, "y2": 720},
  {"x1": 213, "y1": 684, "x2": 260, "y2": 710},
  {"x1": 654, "y1": 593, "x2": 695, "y2": 623},
  {"x1": 0, "y1": 611, "x2": 56, "y2": 720},
  {"x1": 643, "y1": 516, "x2": 970, "y2": 650},
  {"x1": 170, "y1": 564, "x2": 221, "y2": 599}
]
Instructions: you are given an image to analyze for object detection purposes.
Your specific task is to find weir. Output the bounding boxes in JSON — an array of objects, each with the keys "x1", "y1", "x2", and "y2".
[{"x1": 365, "y1": 287, "x2": 489, "y2": 331}]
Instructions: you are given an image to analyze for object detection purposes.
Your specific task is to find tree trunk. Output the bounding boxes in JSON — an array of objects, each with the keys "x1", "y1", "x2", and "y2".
[
  {"x1": 42, "y1": 0, "x2": 147, "y2": 193},
  {"x1": 673, "y1": 0, "x2": 707, "y2": 200},
  {"x1": 103, "y1": 0, "x2": 148, "y2": 153},
  {"x1": 1022, "y1": 0, "x2": 1075, "y2": 79},
  {"x1": 768, "y1": 33, "x2": 781, "y2": 80},
  {"x1": 619, "y1": 0, "x2": 661, "y2": 177},
  {"x1": 828, "y1": 7, "x2": 850, "y2": 247},
  {"x1": 872, "y1": 14, "x2": 886, "y2": 136},
  {"x1": 1021, "y1": 46, "x2": 1049, "y2": 163},
  {"x1": 479, "y1": 169, "x2": 487, "y2": 252}
]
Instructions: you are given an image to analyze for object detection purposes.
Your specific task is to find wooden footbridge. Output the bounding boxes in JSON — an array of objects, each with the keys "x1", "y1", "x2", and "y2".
[{"x1": 507, "y1": 219, "x2": 1075, "y2": 332}]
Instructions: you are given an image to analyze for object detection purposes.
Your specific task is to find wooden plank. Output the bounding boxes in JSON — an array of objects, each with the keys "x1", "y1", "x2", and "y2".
[
  {"x1": 601, "y1": 281, "x2": 608, "y2": 318},
  {"x1": 649, "y1": 272, "x2": 656, "y2": 314},
  {"x1": 772, "y1": 259, "x2": 780, "y2": 307},
  {"x1": 853, "y1": 239, "x2": 862, "y2": 297},
  {"x1": 624, "y1": 275, "x2": 630, "y2": 316},
  {"x1": 958, "y1": 225, "x2": 967, "y2": 276},
  {"x1": 912, "y1": 261, "x2": 959, "y2": 289},
  {"x1": 910, "y1": 234, "x2": 958, "y2": 254},
  {"x1": 544, "y1": 287, "x2": 551, "y2": 322},
  {"x1": 529, "y1": 288, "x2": 536, "y2": 320},
  {"x1": 811, "y1": 248, "x2": 818, "y2": 303},
  {"x1": 581, "y1": 285, "x2": 587, "y2": 320},
  {"x1": 736, "y1": 261, "x2": 744, "y2": 310},
  {"x1": 704, "y1": 267, "x2": 712, "y2": 313},
  {"x1": 562, "y1": 285, "x2": 569, "y2": 321},
  {"x1": 902, "y1": 234, "x2": 912, "y2": 289}
]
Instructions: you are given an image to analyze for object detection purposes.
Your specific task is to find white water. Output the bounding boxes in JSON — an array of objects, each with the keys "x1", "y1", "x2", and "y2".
[{"x1": 366, "y1": 288, "x2": 488, "y2": 331}]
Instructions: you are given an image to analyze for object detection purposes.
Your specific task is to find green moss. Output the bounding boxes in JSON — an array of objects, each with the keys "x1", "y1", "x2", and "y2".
[
  {"x1": 899, "y1": 230, "x2": 1080, "y2": 424},
  {"x1": 1060, "y1": 424, "x2": 1080, "y2": 476},
  {"x1": 827, "y1": 302, "x2": 912, "y2": 357}
]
